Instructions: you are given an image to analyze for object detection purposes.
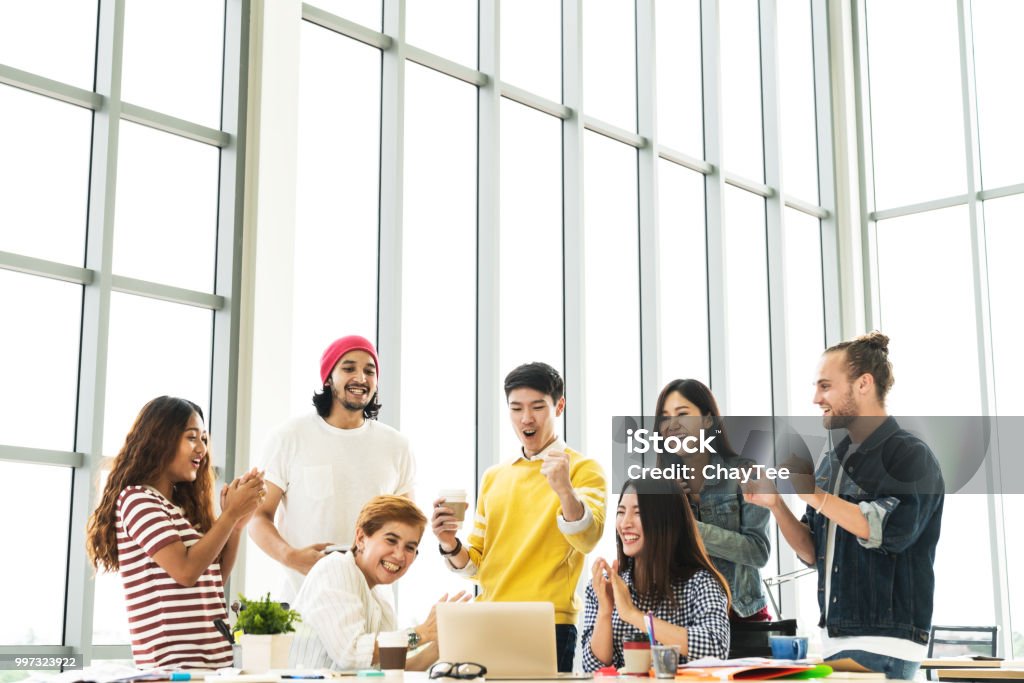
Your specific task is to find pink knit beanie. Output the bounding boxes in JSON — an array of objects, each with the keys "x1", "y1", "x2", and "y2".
[{"x1": 320, "y1": 335, "x2": 380, "y2": 384}]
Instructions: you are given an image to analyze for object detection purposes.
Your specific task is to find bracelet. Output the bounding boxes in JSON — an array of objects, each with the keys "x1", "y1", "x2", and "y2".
[
  {"x1": 439, "y1": 537, "x2": 462, "y2": 557},
  {"x1": 815, "y1": 493, "x2": 830, "y2": 514}
]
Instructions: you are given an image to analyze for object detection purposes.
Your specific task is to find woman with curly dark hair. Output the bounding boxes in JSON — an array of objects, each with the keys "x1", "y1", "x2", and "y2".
[{"x1": 86, "y1": 396, "x2": 264, "y2": 669}]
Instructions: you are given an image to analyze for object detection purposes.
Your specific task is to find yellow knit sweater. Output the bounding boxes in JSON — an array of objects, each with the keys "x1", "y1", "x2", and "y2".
[{"x1": 463, "y1": 446, "x2": 607, "y2": 624}]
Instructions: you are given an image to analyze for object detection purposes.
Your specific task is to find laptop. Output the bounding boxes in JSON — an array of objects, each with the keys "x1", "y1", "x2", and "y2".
[{"x1": 436, "y1": 602, "x2": 593, "y2": 680}]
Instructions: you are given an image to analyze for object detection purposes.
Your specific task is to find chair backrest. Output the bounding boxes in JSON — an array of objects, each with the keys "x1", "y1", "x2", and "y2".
[
  {"x1": 927, "y1": 625, "x2": 998, "y2": 658},
  {"x1": 729, "y1": 619, "x2": 798, "y2": 658}
]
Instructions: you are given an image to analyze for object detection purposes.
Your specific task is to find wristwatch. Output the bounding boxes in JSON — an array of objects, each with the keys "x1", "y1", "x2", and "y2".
[
  {"x1": 439, "y1": 536, "x2": 463, "y2": 557},
  {"x1": 407, "y1": 628, "x2": 421, "y2": 650}
]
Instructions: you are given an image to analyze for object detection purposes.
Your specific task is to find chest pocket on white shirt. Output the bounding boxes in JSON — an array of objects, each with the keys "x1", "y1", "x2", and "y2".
[{"x1": 302, "y1": 465, "x2": 335, "y2": 501}]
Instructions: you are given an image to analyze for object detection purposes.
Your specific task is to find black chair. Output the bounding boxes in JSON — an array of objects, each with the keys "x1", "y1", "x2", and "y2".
[
  {"x1": 729, "y1": 619, "x2": 797, "y2": 658},
  {"x1": 926, "y1": 625, "x2": 998, "y2": 680}
]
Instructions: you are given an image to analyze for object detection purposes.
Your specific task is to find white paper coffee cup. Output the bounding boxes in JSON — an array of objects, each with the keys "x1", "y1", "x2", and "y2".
[{"x1": 439, "y1": 488, "x2": 469, "y2": 522}]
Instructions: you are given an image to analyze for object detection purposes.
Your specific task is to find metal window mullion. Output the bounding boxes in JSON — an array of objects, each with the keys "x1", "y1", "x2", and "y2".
[
  {"x1": 851, "y1": 0, "x2": 879, "y2": 330},
  {"x1": 957, "y1": 0, "x2": 1009, "y2": 657},
  {"x1": 377, "y1": 0, "x2": 406, "y2": 429},
  {"x1": 120, "y1": 101, "x2": 229, "y2": 147},
  {"x1": 0, "y1": 251, "x2": 94, "y2": 285},
  {"x1": 499, "y1": 83, "x2": 571, "y2": 119},
  {"x1": 657, "y1": 146, "x2": 714, "y2": 175},
  {"x1": 813, "y1": 0, "x2": 842, "y2": 346},
  {"x1": 404, "y1": 45, "x2": 487, "y2": 87},
  {"x1": 701, "y1": 0, "x2": 728, "y2": 408},
  {"x1": 0, "y1": 63, "x2": 103, "y2": 110},
  {"x1": 66, "y1": 0, "x2": 126, "y2": 664},
  {"x1": 562, "y1": 0, "x2": 586, "y2": 450},
  {"x1": 109, "y1": 275, "x2": 225, "y2": 308},
  {"x1": 759, "y1": 0, "x2": 789, "y2": 417},
  {"x1": 0, "y1": 446, "x2": 84, "y2": 468},
  {"x1": 301, "y1": 3, "x2": 393, "y2": 50},
  {"x1": 477, "y1": 0, "x2": 500, "y2": 481},
  {"x1": 635, "y1": 0, "x2": 660, "y2": 415},
  {"x1": 210, "y1": 0, "x2": 250, "y2": 599}
]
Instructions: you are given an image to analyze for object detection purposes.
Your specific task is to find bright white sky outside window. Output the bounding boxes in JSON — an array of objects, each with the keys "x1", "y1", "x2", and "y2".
[
  {"x1": 398, "y1": 63, "x2": 479, "y2": 626},
  {"x1": 121, "y1": 0, "x2": 224, "y2": 129},
  {"x1": 498, "y1": 98, "x2": 565, "y2": 456},
  {"x1": 866, "y1": 0, "x2": 965, "y2": 209},
  {"x1": 501, "y1": 0, "x2": 561, "y2": 102},
  {"x1": 582, "y1": 131, "x2": 641, "y2": 566},
  {"x1": 722, "y1": 186, "x2": 771, "y2": 416},
  {"x1": 405, "y1": 0, "x2": 477, "y2": 68},
  {"x1": 582, "y1": 0, "x2": 636, "y2": 131},
  {"x1": 655, "y1": 0, "x2": 703, "y2": 157},
  {"x1": 0, "y1": 85, "x2": 91, "y2": 266},
  {"x1": 657, "y1": 160, "x2": 709, "y2": 388}
]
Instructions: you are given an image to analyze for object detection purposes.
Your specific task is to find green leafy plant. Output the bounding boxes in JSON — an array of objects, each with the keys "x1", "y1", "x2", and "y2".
[{"x1": 235, "y1": 593, "x2": 301, "y2": 634}]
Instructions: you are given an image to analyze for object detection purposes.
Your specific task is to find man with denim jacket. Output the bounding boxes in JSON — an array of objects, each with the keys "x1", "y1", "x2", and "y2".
[{"x1": 747, "y1": 332, "x2": 944, "y2": 679}]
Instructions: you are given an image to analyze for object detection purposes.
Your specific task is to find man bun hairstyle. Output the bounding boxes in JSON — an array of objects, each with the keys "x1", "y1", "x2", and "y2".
[
  {"x1": 503, "y1": 361, "x2": 564, "y2": 404},
  {"x1": 826, "y1": 331, "x2": 894, "y2": 404}
]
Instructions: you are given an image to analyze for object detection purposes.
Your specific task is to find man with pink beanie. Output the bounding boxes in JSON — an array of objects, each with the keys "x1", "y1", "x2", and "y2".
[{"x1": 250, "y1": 335, "x2": 416, "y2": 602}]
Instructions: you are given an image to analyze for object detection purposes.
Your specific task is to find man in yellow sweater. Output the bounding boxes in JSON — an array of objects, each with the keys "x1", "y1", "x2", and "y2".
[{"x1": 431, "y1": 362, "x2": 607, "y2": 672}]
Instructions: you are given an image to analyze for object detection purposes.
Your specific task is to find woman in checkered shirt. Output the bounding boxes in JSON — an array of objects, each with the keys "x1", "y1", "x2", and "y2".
[{"x1": 581, "y1": 478, "x2": 731, "y2": 671}]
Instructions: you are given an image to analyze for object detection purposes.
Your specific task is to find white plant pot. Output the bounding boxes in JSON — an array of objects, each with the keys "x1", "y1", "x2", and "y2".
[{"x1": 239, "y1": 633, "x2": 294, "y2": 672}]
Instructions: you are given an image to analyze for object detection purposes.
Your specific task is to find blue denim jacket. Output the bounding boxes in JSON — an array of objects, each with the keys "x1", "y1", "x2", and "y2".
[
  {"x1": 697, "y1": 453, "x2": 771, "y2": 617},
  {"x1": 802, "y1": 417, "x2": 944, "y2": 645}
]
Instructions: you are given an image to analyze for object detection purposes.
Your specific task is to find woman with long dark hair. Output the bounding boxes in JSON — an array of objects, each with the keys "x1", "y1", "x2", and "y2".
[
  {"x1": 581, "y1": 478, "x2": 731, "y2": 671},
  {"x1": 86, "y1": 396, "x2": 264, "y2": 669},
  {"x1": 655, "y1": 379, "x2": 772, "y2": 622}
]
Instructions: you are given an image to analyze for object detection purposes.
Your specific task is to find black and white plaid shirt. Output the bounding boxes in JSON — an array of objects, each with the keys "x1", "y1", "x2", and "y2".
[{"x1": 581, "y1": 566, "x2": 730, "y2": 671}]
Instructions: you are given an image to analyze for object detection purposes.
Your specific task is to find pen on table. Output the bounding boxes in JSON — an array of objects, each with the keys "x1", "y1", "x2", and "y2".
[
  {"x1": 213, "y1": 618, "x2": 235, "y2": 644},
  {"x1": 280, "y1": 676, "x2": 326, "y2": 679}
]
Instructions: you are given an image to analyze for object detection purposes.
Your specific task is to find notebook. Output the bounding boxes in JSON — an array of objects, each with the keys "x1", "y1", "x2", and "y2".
[{"x1": 436, "y1": 602, "x2": 592, "y2": 680}]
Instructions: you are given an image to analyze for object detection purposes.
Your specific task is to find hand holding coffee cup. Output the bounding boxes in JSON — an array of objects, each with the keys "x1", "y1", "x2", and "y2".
[{"x1": 438, "y1": 489, "x2": 469, "y2": 525}]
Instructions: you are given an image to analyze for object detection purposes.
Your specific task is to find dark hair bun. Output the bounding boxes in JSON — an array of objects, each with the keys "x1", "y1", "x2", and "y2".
[{"x1": 861, "y1": 331, "x2": 890, "y2": 353}]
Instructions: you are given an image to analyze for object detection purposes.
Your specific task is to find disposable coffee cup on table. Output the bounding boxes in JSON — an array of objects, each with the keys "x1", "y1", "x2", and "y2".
[
  {"x1": 622, "y1": 640, "x2": 652, "y2": 674},
  {"x1": 439, "y1": 489, "x2": 469, "y2": 524},
  {"x1": 377, "y1": 630, "x2": 408, "y2": 670},
  {"x1": 651, "y1": 644, "x2": 680, "y2": 679}
]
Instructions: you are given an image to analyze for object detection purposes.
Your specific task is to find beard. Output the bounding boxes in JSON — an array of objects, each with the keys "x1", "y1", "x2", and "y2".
[
  {"x1": 332, "y1": 384, "x2": 373, "y2": 412},
  {"x1": 822, "y1": 387, "x2": 858, "y2": 429}
]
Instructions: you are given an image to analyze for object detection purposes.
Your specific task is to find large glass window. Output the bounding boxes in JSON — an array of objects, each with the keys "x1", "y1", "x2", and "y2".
[
  {"x1": 778, "y1": 0, "x2": 819, "y2": 203},
  {"x1": 498, "y1": 98, "x2": 564, "y2": 454},
  {"x1": 0, "y1": 1, "x2": 98, "y2": 89},
  {"x1": 0, "y1": 0, "x2": 244, "y2": 658},
  {"x1": 0, "y1": 463, "x2": 73, "y2": 645},
  {"x1": 121, "y1": 0, "x2": 225, "y2": 128},
  {"x1": 583, "y1": 131, "x2": 641, "y2": 561},
  {"x1": 657, "y1": 160, "x2": 708, "y2": 387},
  {"x1": 500, "y1": 0, "x2": 561, "y2": 102},
  {"x1": 972, "y1": 1, "x2": 1024, "y2": 191},
  {"x1": 399, "y1": 63, "x2": 479, "y2": 624},
  {"x1": 655, "y1": 0, "x2": 703, "y2": 156},
  {"x1": 720, "y1": 0, "x2": 764, "y2": 182},
  {"x1": 405, "y1": 0, "x2": 477, "y2": 68},
  {"x1": 874, "y1": 207, "x2": 981, "y2": 416},
  {"x1": 0, "y1": 85, "x2": 91, "y2": 265},
  {"x1": 113, "y1": 122, "x2": 220, "y2": 292},
  {"x1": 865, "y1": 0, "x2": 965, "y2": 208},
  {"x1": 292, "y1": 23, "x2": 382, "y2": 410},
  {"x1": 782, "y1": 209, "x2": 824, "y2": 416},
  {"x1": 582, "y1": 0, "x2": 637, "y2": 130},
  {"x1": 722, "y1": 187, "x2": 771, "y2": 416},
  {"x1": 0, "y1": 271, "x2": 81, "y2": 452}
]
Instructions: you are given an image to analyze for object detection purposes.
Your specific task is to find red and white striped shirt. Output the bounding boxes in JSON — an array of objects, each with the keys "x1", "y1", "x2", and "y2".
[{"x1": 116, "y1": 486, "x2": 233, "y2": 669}]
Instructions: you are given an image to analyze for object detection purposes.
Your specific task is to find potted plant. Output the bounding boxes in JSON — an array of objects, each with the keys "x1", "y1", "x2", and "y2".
[{"x1": 235, "y1": 593, "x2": 301, "y2": 672}]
